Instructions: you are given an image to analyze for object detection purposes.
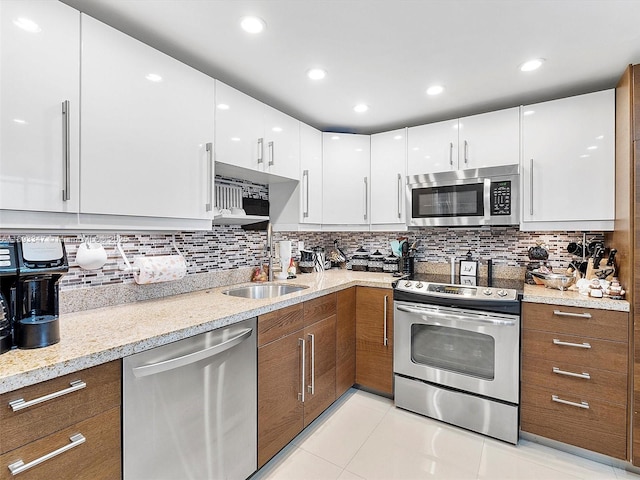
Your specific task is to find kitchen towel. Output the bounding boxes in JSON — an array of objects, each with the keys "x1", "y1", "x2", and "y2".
[{"x1": 134, "y1": 255, "x2": 187, "y2": 285}]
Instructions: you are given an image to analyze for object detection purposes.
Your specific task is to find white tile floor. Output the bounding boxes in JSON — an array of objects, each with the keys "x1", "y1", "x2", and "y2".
[{"x1": 253, "y1": 388, "x2": 639, "y2": 480}]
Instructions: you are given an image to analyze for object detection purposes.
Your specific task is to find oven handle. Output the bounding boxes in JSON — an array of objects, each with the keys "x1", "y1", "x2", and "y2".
[{"x1": 395, "y1": 304, "x2": 517, "y2": 326}]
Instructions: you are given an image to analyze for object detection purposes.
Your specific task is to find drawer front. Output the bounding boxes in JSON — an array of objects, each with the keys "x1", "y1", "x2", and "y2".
[
  {"x1": 0, "y1": 407, "x2": 121, "y2": 480},
  {"x1": 304, "y1": 293, "x2": 337, "y2": 327},
  {"x1": 521, "y1": 383, "x2": 626, "y2": 459},
  {"x1": 522, "y1": 302, "x2": 628, "y2": 342},
  {"x1": 521, "y1": 355, "x2": 627, "y2": 405},
  {"x1": 258, "y1": 303, "x2": 304, "y2": 347},
  {"x1": 522, "y1": 329, "x2": 627, "y2": 373},
  {"x1": 0, "y1": 361, "x2": 121, "y2": 454}
]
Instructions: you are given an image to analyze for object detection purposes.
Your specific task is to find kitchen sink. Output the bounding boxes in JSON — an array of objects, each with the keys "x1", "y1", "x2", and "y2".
[{"x1": 223, "y1": 283, "x2": 309, "y2": 299}]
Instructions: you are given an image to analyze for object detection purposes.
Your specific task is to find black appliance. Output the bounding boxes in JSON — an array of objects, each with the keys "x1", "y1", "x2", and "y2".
[
  {"x1": 14, "y1": 239, "x2": 68, "y2": 349},
  {"x1": 0, "y1": 241, "x2": 18, "y2": 354}
]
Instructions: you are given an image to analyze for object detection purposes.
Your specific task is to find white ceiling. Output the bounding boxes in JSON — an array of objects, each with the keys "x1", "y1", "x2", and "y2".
[{"x1": 61, "y1": 0, "x2": 640, "y2": 134}]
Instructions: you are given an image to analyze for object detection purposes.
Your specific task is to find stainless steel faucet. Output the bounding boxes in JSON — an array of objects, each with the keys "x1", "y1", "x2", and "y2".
[{"x1": 266, "y1": 222, "x2": 273, "y2": 282}]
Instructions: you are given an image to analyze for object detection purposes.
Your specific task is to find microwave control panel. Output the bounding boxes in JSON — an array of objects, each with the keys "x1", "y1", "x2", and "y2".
[{"x1": 490, "y1": 181, "x2": 511, "y2": 215}]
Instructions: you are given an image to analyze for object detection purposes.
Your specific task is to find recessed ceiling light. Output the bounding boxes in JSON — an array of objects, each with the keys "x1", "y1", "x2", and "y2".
[
  {"x1": 217, "y1": 103, "x2": 230, "y2": 110},
  {"x1": 520, "y1": 58, "x2": 545, "y2": 72},
  {"x1": 307, "y1": 68, "x2": 327, "y2": 80},
  {"x1": 426, "y1": 85, "x2": 444, "y2": 96},
  {"x1": 240, "y1": 16, "x2": 266, "y2": 34},
  {"x1": 354, "y1": 104, "x2": 369, "y2": 113},
  {"x1": 13, "y1": 17, "x2": 41, "y2": 33},
  {"x1": 145, "y1": 73, "x2": 163, "y2": 82},
  {"x1": 331, "y1": 136, "x2": 340, "y2": 140}
]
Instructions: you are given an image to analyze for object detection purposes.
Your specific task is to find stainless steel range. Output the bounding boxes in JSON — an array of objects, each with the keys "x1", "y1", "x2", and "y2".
[{"x1": 393, "y1": 274, "x2": 522, "y2": 444}]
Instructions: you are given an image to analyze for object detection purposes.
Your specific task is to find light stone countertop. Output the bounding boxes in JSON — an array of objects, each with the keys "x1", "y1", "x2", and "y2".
[
  {"x1": 523, "y1": 284, "x2": 630, "y2": 312},
  {"x1": 0, "y1": 270, "x2": 396, "y2": 394},
  {"x1": 1, "y1": 270, "x2": 629, "y2": 395}
]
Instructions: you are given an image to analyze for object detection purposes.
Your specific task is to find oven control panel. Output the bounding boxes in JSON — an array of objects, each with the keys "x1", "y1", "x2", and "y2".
[{"x1": 395, "y1": 281, "x2": 518, "y2": 301}]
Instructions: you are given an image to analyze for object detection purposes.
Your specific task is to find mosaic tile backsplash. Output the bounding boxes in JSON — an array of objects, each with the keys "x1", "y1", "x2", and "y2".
[{"x1": 45, "y1": 227, "x2": 601, "y2": 291}]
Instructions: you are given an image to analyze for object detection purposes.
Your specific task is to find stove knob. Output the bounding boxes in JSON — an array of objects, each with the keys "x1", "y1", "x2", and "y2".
[
  {"x1": 415, "y1": 282, "x2": 424, "y2": 289},
  {"x1": 404, "y1": 281, "x2": 412, "y2": 288},
  {"x1": 483, "y1": 289, "x2": 492, "y2": 296},
  {"x1": 497, "y1": 289, "x2": 508, "y2": 297}
]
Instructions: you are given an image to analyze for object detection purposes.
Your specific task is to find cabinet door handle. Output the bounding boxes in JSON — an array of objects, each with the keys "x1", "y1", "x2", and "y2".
[
  {"x1": 307, "y1": 333, "x2": 315, "y2": 395},
  {"x1": 268, "y1": 141, "x2": 274, "y2": 166},
  {"x1": 553, "y1": 367, "x2": 591, "y2": 380},
  {"x1": 205, "y1": 142, "x2": 213, "y2": 212},
  {"x1": 551, "y1": 395, "x2": 589, "y2": 409},
  {"x1": 397, "y1": 173, "x2": 402, "y2": 219},
  {"x1": 302, "y1": 169, "x2": 309, "y2": 218},
  {"x1": 463, "y1": 140, "x2": 469, "y2": 165},
  {"x1": 298, "y1": 338, "x2": 305, "y2": 403},
  {"x1": 529, "y1": 158, "x2": 534, "y2": 216},
  {"x1": 383, "y1": 295, "x2": 389, "y2": 346},
  {"x1": 553, "y1": 339, "x2": 591, "y2": 349},
  {"x1": 257, "y1": 137, "x2": 264, "y2": 165},
  {"x1": 8, "y1": 433, "x2": 86, "y2": 475},
  {"x1": 9, "y1": 380, "x2": 86, "y2": 412},
  {"x1": 363, "y1": 177, "x2": 368, "y2": 221},
  {"x1": 61, "y1": 100, "x2": 71, "y2": 201},
  {"x1": 553, "y1": 310, "x2": 592, "y2": 319},
  {"x1": 449, "y1": 142, "x2": 453, "y2": 166}
]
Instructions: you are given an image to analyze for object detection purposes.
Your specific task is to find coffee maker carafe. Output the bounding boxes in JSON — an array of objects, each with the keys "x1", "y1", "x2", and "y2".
[
  {"x1": 14, "y1": 239, "x2": 68, "y2": 349},
  {"x1": 0, "y1": 241, "x2": 18, "y2": 354}
]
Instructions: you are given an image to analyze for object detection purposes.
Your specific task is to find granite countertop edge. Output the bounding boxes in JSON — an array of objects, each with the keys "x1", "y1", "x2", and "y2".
[{"x1": 0, "y1": 272, "x2": 629, "y2": 394}]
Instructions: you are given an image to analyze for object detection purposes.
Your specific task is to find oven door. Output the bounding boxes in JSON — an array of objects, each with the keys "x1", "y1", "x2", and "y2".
[{"x1": 394, "y1": 301, "x2": 520, "y2": 404}]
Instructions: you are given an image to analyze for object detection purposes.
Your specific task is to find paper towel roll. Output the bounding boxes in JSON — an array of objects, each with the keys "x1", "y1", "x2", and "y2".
[{"x1": 134, "y1": 255, "x2": 187, "y2": 285}]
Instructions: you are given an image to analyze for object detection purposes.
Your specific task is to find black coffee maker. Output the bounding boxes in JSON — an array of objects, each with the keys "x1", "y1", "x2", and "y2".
[
  {"x1": 14, "y1": 239, "x2": 68, "y2": 349},
  {"x1": 0, "y1": 241, "x2": 18, "y2": 354}
]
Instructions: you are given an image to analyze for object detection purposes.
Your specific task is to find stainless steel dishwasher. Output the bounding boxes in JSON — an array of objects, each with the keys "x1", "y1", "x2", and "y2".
[{"x1": 123, "y1": 317, "x2": 256, "y2": 480}]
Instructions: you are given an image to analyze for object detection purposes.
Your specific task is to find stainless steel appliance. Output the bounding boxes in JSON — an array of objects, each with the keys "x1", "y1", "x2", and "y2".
[
  {"x1": 393, "y1": 275, "x2": 522, "y2": 443},
  {"x1": 407, "y1": 164, "x2": 519, "y2": 227},
  {"x1": 14, "y1": 239, "x2": 68, "y2": 349},
  {"x1": 123, "y1": 317, "x2": 257, "y2": 480}
]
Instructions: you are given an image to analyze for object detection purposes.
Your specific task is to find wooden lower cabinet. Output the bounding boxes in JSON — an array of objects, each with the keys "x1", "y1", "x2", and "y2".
[
  {"x1": 336, "y1": 287, "x2": 356, "y2": 397},
  {"x1": 520, "y1": 302, "x2": 628, "y2": 459},
  {"x1": 257, "y1": 294, "x2": 337, "y2": 468},
  {"x1": 0, "y1": 407, "x2": 121, "y2": 480},
  {"x1": 355, "y1": 286, "x2": 393, "y2": 395},
  {"x1": 0, "y1": 361, "x2": 121, "y2": 478}
]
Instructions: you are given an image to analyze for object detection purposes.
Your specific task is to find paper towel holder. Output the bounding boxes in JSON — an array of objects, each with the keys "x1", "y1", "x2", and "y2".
[{"x1": 117, "y1": 234, "x2": 183, "y2": 273}]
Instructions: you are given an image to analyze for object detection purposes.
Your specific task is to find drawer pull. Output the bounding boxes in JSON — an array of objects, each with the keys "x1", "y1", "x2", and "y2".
[
  {"x1": 9, "y1": 380, "x2": 86, "y2": 412},
  {"x1": 552, "y1": 367, "x2": 591, "y2": 380},
  {"x1": 7, "y1": 433, "x2": 86, "y2": 475},
  {"x1": 553, "y1": 310, "x2": 592, "y2": 319},
  {"x1": 552, "y1": 339, "x2": 591, "y2": 349},
  {"x1": 551, "y1": 395, "x2": 589, "y2": 409}
]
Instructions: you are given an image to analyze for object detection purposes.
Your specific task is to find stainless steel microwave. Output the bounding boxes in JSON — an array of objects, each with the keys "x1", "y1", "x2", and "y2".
[{"x1": 407, "y1": 164, "x2": 520, "y2": 227}]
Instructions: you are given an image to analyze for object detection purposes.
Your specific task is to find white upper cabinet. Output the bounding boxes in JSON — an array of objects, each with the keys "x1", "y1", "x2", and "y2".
[
  {"x1": 300, "y1": 123, "x2": 323, "y2": 224},
  {"x1": 80, "y1": 15, "x2": 215, "y2": 221},
  {"x1": 407, "y1": 119, "x2": 458, "y2": 176},
  {"x1": 370, "y1": 128, "x2": 407, "y2": 229},
  {"x1": 521, "y1": 90, "x2": 615, "y2": 231},
  {"x1": 215, "y1": 81, "x2": 264, "y2": 172},
  {"x1": 215, "y1": 81, "x2": 299, "y2": 181},
  {"x1": 457, "y1": 107, "x2": 520, "y2": 169},
  {"x1": 0, "y1": 1, "x2": 80, "y2": 213},
  {"x1": 322, "y1": 133, "x2": 370, "y2": 228},
  {"x1": 263, "y1": 105, "x2": 300, "y2": 178},
  {"x1": 407, "y1": 107, "x2": 519, "y2": 176}
]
